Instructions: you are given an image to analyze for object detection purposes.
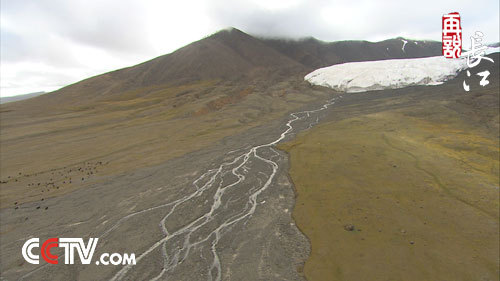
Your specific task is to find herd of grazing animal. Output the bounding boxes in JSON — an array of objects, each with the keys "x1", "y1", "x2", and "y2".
[{"x1": 1, "y1": 161, "x2": 108, "y2": 210}]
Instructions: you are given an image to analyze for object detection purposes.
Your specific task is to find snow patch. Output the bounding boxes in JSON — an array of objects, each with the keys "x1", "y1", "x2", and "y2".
[
  {"x1": 304, "y1": 56, "x2": 467, "y2": 93},
  {"x1": 401, "y1": 39, "x2": 408, "y2": 52}
]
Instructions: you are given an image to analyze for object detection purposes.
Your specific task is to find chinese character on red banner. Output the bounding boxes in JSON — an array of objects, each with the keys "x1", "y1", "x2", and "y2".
[{"x1": 442, "y1": 12, "x2": 462, "y2": 58}]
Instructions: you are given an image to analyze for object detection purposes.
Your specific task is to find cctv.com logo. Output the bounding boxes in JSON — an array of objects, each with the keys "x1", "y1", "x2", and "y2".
[{"x1": 22, "y1": 238, "x2": 136, "y2": 265}]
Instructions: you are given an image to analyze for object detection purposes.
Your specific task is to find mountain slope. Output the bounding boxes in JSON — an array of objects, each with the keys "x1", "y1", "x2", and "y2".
[{"x1": 262, "y1": 37, "x2": 442, "y2": 69}]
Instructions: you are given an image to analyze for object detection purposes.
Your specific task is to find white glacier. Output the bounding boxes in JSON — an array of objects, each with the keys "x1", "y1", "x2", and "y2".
[{"x1": 304, "y1": 56, "x2": 468, "y2": 93}]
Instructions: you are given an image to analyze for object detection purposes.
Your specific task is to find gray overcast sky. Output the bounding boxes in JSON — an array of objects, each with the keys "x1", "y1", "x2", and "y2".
[{"x1": 1, "y1": 0, "x2": 499, "y2": 97}]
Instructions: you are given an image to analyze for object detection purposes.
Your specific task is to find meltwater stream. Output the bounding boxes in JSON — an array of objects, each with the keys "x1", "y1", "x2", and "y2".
[
  {"x1": 19, "y1": 96, "x2": 340, "y2": 281},
  {"x1": 109, "y1": 96, "x2": 340, "y2": 281}
]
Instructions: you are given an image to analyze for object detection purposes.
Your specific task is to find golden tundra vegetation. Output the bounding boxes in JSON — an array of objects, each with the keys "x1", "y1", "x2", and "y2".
[{"x1": 279, "y1": 57, "x2": 500, "y2": 281}]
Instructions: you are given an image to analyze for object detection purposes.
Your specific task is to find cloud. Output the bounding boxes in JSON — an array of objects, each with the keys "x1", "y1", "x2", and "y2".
[
  {"x1": 207, "y1": 0, "x2": 499, "y2": 42},
  {"x1": 1, "y1": 0, "x2": 498, "y2": 97},
  {"x1": 1, "y1": 0, "x2": 154, "y2": 57}
]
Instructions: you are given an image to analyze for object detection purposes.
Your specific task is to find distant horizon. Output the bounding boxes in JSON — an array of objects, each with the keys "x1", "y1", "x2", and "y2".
[{"x1": 0, "y1": 91, "x2": 46, "y2": 103}]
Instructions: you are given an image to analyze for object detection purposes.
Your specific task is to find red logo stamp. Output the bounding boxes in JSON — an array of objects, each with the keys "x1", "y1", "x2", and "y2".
[{"x1": 442, "y1": 12, "x2": 462, "y2": 58}]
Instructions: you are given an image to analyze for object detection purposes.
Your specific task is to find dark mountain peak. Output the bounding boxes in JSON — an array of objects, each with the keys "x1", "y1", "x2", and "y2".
[
  {"x1": 209, "y1": 27, "x2": 251, "y2": 41},
  {"x1": 24, "y1": 27, "x2": 306, "y2": 105}
]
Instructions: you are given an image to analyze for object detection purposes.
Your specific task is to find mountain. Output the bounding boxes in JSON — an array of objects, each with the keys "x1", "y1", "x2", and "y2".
[
  {"x1": 11, "y1": 29, "x2": 306, "y2": 108},
  {"x1": 4, "y1": 28, "x2": 441, "y2": 110},
  {"x1": 105, "y1": 28, "x2": 306, "y2": 92}
]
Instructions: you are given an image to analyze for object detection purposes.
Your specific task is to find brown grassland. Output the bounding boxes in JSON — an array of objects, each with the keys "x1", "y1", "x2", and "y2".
[{"x1": 0, "y1": 78, "x2": 330, "y2": 206}]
